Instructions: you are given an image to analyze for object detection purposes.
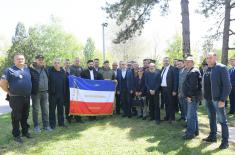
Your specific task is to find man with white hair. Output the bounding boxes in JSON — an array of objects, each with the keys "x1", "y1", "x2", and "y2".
[{"x1": 48, "y1": 58, "x2": 68, "y2": 129}]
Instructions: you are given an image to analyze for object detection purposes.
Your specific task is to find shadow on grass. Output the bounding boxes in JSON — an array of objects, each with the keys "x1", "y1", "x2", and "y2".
[{"x1": 0, "y1": 105, "x2": 234, "y2": 155}]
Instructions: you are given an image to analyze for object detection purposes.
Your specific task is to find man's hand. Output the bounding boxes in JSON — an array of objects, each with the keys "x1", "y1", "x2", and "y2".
[
  {"x1": 187, "y1": 97, "x2": 192, "y2": 103},
  {"x1": 130, "y1": 90, "x2": 133, "y2": 94},
  {"x1": 0, "y1": 79, "x2": 9, "y2": 93},
  {"x1": 150, "y1": 90, "x2": 155, "y2": 95},
  {"x1": 117, "y1": 91, "x2": 120, "y2": 95},
  {"x1": 218, "y1": 101, "x2": 225, "y2": 108},
  {"x1": 172, "y1": 92, "x2": 177, "y2": 96}
]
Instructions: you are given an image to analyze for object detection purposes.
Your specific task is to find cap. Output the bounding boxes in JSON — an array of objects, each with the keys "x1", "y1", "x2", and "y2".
[{"x1": 35, "y1": 55, "x2": 44, "y2": 59}]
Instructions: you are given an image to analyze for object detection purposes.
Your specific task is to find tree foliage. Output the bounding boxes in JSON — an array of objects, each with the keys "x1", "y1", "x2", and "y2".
[
  {"x1": 83, "y1": 38, "x2": 95, "y2": 63},
  {"x1": 103, "y1": 0, "x2": 170, "y2": 44},
  {"x1": 165, "y1": 34, "x2": 183, "y2": 62}
]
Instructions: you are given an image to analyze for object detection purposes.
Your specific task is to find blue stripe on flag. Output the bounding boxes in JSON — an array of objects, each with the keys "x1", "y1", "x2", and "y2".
[{"x1": 69, "y1": 76, "x2": 116, "y2": 91}]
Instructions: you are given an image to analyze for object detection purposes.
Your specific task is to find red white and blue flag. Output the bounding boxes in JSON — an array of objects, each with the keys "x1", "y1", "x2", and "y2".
[{"x1": 69, "y1": 76, "x2": 116, "y2": 116}]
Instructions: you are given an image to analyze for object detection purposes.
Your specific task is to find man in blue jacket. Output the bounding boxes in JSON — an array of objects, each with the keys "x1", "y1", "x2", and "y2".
[
  {"x1": 229, "y1": 57, "x2": 235, "y2": 114},
  {"x1": 203, "y1": 52, "x2": 231, "y2": 149},
  {"x1": 116, "y1": 61, "x2": 134, "y2": 118},
  {"x1": 145, "y1": 63, "x2": 161, "y2": 124}
]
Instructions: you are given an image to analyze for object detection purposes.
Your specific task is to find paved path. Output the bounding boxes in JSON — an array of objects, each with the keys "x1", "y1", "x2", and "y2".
[{"x1": 0, "y1": 89, "x2": 10, "y2": 115}]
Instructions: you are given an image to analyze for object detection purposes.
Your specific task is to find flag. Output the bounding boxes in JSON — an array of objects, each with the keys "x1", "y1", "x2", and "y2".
[{"x1": 69, "y1": 76, "x2": 116, "y2": 116}]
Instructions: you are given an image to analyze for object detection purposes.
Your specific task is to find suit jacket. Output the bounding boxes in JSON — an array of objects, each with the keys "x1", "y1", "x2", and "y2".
[
  {"x1": 116, "y1": 69, "x2": 134, "y2": 92},
  {"x1": 229, "y1": 67, "x2": 235, "y2": 87},
  {"x1": 80, "y1": 69, "x2": 103, "y2": 80},
  {"x1": 160, "y1": 65, "x2": 178, "y2": 92}
]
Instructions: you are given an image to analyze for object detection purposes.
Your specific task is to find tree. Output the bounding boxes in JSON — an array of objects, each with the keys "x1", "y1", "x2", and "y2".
[
  {"x1": 83, "y1": 38, "x2": 95, "y2": 63},
  {"x1": 165, "y1": 34, "x2": 183, "y2": 62},
  {"x1": 104, "y1": 0, "x2": 191, "y2": 57},
  {"x1": 199, "y1": 0, "x2": 235, "y2": 65},
  {"x1": 181, "y1": 0, "x2": 191, "y2": 57}
]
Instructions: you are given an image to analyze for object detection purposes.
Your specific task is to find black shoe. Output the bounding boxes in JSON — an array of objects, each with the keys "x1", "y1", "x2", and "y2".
[
  {"x1": 149, "y1": 118, "x2": 154, "y2": 121},
  {"x1": 228, "y1": 111, "x2": 235, "y2": 115},
  {"x1": 59, "y1": 124, "x2": 68, "y2": 128},
  {"x1": 122, "y1": 115, "x2": 127, "y2": 117},
  {"x1": 14, "y1": 136, "x2": 23, "y2": 143},
  {"x1": 164, "y1": 117, "x2": 169, "y2": 121},
  {"x1": 219, "y1": 143, "x2": 229, "y2": 149},
  {"x1": 67, "y1": 118, "x2": 72, "y2": 124},
  {"x1": 195, "y1": 131, "x2": 199, "y2": 137},
  {"x1": 156, "y1": 121, "x2": 160, "y2": 125},
  {"x1": 142, "y1": 117, "x2": 146, "y2": 120},
  {"x1": 22, "y1": 133, "x2": 32, "y2": 139},
  {"x1": 183, "y1": 134, "x2": 195, "y2": 140},
  {"x1": 202, "y1": 136, "x2": 217, "y2": 143}
]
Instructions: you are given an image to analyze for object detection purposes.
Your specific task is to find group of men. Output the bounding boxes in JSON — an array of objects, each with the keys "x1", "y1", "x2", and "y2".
[{"x1": 0, "y1": 52, "x2": 234, "y2": 150}]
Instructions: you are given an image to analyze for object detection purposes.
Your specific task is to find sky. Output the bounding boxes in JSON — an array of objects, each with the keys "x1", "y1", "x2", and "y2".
[{"x1": 0, "y1": 0, "x2": 234, "y2": 58}]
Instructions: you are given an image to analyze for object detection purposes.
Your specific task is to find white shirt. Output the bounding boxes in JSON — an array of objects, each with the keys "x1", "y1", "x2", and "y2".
[
  {"x1": 121, "y1": 69, "x2": 127, "y2": 79},
  {"x1": 161, "y1": 65, "x2": 170, "y2": 87},
  {"x1": 89, "y1": 70, "x2": 95, "y2": 80}
]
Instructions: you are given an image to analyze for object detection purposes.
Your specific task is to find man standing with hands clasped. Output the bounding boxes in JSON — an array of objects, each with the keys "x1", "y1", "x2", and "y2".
[{"x1": 202, "y1": 52, "x2": 231, "y2": 149}]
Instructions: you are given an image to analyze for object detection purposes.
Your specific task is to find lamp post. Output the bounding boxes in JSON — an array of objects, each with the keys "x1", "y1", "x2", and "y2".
[{"x1": 102, "y1": 22, "x2": 108, "y2": 61}]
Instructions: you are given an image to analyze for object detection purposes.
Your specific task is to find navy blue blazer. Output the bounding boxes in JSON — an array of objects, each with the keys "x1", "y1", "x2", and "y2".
[
  {"x1": 229, "y1": 67, "x2": 235, "y2": 87},
  {"x1": 116, "y1": 69, "x2": 134, "y2": 92}
]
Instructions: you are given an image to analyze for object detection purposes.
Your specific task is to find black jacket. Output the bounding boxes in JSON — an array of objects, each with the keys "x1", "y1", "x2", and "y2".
[
  {"x1": 182, "y1": 67, "x2": 201, "y2": 98},
  {"x1": 80, "y1": 69, "x2": 103, "y2": 80},
  {"x1": 29, "y1": 66, "x2": 48, "y2": 95},
  {"x1": 48, "y1": 67, "x2": 67, "y2": 97},
  {"x1": 160, "y1": 65, "x2": 178, "y2": 92}
]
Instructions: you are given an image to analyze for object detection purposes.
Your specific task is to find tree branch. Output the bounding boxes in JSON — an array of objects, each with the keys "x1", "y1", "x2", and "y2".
[
  {"x1": 229, "y1": 29, "x2": 235, "y2": 36},
  {"x1": 231, "y1": 2, "x2": 235, "y2": 8},
  {"x1": 228, "y1": 47, "x2": 235, "y2": 50},
  {"x1": 230, "y1": 18, "x2": 235, "y2": 21}
]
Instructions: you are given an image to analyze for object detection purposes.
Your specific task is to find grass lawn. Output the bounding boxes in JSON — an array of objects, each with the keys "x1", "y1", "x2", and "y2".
[{"x1": 0, "y1": 106, "x2": 234, "y2": 155}]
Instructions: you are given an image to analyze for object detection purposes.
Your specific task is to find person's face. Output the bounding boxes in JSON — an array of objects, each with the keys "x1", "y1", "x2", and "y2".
[
  {"x1": 88, "y1": 62, "x2": 94, "y2": 68},
  {"x1": 64, "y1": 61, "x2": 70, "y2": 68},
  {"x1": 163, "y1": 58, "x2": 170, "y2": 67},
  {"x1": 185, "y1": 60, "x2": 194, "y2": 69},
  {"x1": 36, "y1": 58, "x2": 44, "y2": 67},
  {"x1": 206, "y1": 55, "x2": 216, "y2": 67},
  {"x1": 104, "y1": 63, "x2": 109, "y2": 69},
  {"x1": 133, "y1": 63, "x2": 139, "y2": 70},
  {"x1": 120, "y1": 62, "x2": 127, "y2": 69},
  {"x1": 94, "y1": 60, "x2": 99, "y2": 67},
  {"x1": 149, "y1": 64, "x2": 155, "y2": 72},
  {"x1": 177, "y1": 61, "x2": 184, "y2": 69},
  {"x1": 112, "y1": 63, "x2": 118, "y2": 70},
  {"x1": 53, "y1": 60, "x2": 61, "y2": 69},
  {"x1": 74, "y1": 58, "x2": 80, "y2": 66},
  {"x1": 143, "y1": 61, "x2": 149, "y2": 68},
  {"x1": 230, "y1": 59, "x2": 235, "y2": 66},
  {"x1": 127, "y1": 63, "x2": 132, "y2": 69},
  {"x1": 14, "y1": 55, "x2": 25, "y2": 66},
  {"x1": 173, "y1": 60, "x2": 178, "y2": 67},
  {"x1": 138, "y1": 69, "x2": 144, "y2": 76}
]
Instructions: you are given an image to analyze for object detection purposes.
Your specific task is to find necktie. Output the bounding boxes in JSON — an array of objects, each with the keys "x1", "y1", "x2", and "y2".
[{"x1": 161, "y1": 68, "x2": 166, "y2": 78}]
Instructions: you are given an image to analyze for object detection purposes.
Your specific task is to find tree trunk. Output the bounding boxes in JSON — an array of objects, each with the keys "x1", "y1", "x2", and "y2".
[
  {"x1": 221, "y1": 0, "x2": 231, "y2": 65},
  {"x1": 181, "y1": 0, "x2": 191, "y2": 58}
]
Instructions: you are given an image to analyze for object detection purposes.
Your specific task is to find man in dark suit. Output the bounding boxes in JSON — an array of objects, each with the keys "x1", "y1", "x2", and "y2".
[
  {"x1": 80, "y1": 60, "x2": 103, "y2": 120},
  {"x1": 116, "y1": 61, "x2": 134, "y2": 118},
  {"x1": 112, "y1": 62, "x2": 121, "y2": 114},
  {"x1": 160, "y1": 57, "x2": 178, "y2": 123},
  {"x1": 229, "y1": 57, "x2": 235, "y2": 114}
]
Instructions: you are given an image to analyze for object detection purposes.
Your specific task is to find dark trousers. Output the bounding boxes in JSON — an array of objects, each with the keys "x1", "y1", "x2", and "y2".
[
  {"x1": 149, "y1": 93, "x2": 160, "y2": 121},
  {"x1": 173, "y1": 95, "x2": 179, "y2": 112},
  {"x1": 9, "y1": 96, "x2": 30, "y2": 137},
  {"x1": 205, "y1": 100, "x2": 217, "y2": 138},
  {"x1": 49, "y1": 95, "x2": 65, "y2": 128},
  {"x1": 115, "y1": 93, "x2": 121, "y2": 114},
  {"x1": 229, "y1": 87, "x2": 235, "y2": 113},
  {"x1": 162, "y1": 87, "x2": 175, "y2": 121},
  {"x1": 120, "y1": 90, "x2": 132, "y2": 116}
]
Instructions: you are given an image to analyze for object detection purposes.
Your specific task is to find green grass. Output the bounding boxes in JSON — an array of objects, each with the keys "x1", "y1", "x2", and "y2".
[{"x1": 0, "y1": 106, "x2": 234, "y2": 155}]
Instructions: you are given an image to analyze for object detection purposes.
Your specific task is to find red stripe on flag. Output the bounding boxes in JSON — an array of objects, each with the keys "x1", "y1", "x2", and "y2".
[{"x1": 69, "y1": 101, "x2": 113, "y2": 115}]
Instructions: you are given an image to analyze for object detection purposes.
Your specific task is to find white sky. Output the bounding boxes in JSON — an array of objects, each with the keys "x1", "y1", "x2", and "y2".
[{"x1": 0, "y1": 0, "x2": 234, "y2": 57}]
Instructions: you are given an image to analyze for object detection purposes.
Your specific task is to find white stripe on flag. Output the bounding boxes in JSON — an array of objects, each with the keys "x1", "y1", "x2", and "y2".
[{"x1": 70, "y1": 88, "x2": 115, "y2": 103}]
